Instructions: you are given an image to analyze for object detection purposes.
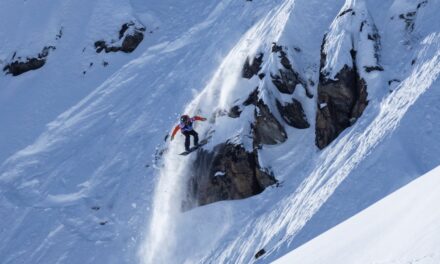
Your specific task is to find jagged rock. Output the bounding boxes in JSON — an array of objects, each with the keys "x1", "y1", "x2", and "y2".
[
  {"x1": 316, "y1": 7, "x2": 382, "y2": 149},
  {"x1": 270, "y1": 44, "x2": 313, "y2": 98},
  {"x1": 94, "y1": 22, "x2": 145, "y2": 53},
  {"x1": 271, "y1": 43, "x2": 283, "y2": 53},
  {"x1": 242, "y1": 53, "x2": 263, "y2": 79},
  {"x1": 121, "y1": 30, "x2": 144, "y2": 53},
  {"x1": 253, "y1": 100, "x2": 287, "y2": 145},
  {"x1": 243, "y1": 87, "x2": 259, "y2": 106},
  {"x1": 276, "y1": 99, "x2": 310, "y2": 129},
  {"x1": 3, "y1": 46, "x2": 55, "y2": 76},
  {"x1": 228, "y1": 105, "x2": 241, "y2": 118},
  {"x1": 316, "y1": 64, "x2": 368, "y2": 149},
  {"x1": 271, "y1": 69, "x2": 301, "y2": 94},
  {"x1": 188, "y1": 143, "x2": 276, "y2": 206}
]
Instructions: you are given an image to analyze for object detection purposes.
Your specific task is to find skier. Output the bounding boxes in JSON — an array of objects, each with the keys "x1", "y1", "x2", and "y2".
[{"x1": 170, "y1": 115, "x2": 207, "y2": 152}]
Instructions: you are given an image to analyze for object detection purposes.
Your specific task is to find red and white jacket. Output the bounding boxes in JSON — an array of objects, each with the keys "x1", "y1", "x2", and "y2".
[{"x1": 171, "y1": 116, "x2": 205, "y2": 138}]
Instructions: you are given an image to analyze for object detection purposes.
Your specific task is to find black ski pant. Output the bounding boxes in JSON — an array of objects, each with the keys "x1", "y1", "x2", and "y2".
[{"x1": 182, "y1": 130, "x2": 199, "y2": 151}]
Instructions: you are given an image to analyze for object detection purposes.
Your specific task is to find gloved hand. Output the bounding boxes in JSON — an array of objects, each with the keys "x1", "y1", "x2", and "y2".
[
  {"x1": 201, "y1": 117, "x2": 207, "y2": 121},
  {"x1": 171, "y1": 135, "x2": 175, "y2": 141}
]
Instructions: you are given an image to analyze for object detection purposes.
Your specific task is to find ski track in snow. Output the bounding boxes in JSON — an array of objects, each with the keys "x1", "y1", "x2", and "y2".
[{"x1": 274, "y1": 165, "x2": 440, "y2": 264}]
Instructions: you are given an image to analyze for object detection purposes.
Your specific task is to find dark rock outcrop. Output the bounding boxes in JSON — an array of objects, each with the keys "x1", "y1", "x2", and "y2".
[
  {"x1": 255, "y1": 249, "x2": 266, "y2": 259},
  {"x1": 271, "y1": 69, "x2": 302, "y2": 94},
  {"x1": 338, "y1": 8, "x2": 354, "y2": 17},
  {"x1": 94, "y1": 22, "x2": 145, "y2": 53},
  {"x1": 3, "y1": 46, "x2": 55, "y2": 76},
  {"x1": 316, "y1": 6, "x2": 385, "y2": 149},
  {"x1": 270, "y1": 44, "x2": 313, "y2": 98},
  {"x1": 316, "y1": 63, "x2": 368, "y2": 149},
  {"x1": 253, "y1": 100, "x2": 287, "y2": 145},
  {"x1": 188, "y1": 143, "x2": 276, "y2": 206},
  {"x1": 228, "y1": 105, "x2": 242, "y2": 118},
  {"x1": 243, "y1": 87, "x2": 259, "y2": 106},
  {"x1": 395, "y1": 1, "x2": 427, "y2": 33},
  {"x1": 242, "y1": 53, "x2": 263, "y2": 79},
  {"x1": 276, "y1": 99, "x2": 310, "y2": 129}
]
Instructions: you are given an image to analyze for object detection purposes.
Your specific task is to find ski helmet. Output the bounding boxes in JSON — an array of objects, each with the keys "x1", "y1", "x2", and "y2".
[{"x1": 180, "y1": 115, "x2": 190, "y2": 123}]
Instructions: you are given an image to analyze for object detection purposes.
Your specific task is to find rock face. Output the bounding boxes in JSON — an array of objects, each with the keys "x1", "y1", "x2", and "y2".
[
  {"x1": 94, "y1": 22, "x2": 145, "y2": 53},
  {"x1": 276, "y1": 99, "x2": 310, "y2": 129},
  {"x1": 188, "y1": 143, "x2": 276, "y2": 206},
  {"x1": 271, "y1": 68, "x2": 302, "y2": 94},
  {"x1": 3, "y1": 46, "x2": 55, "y2": 76},
  {"x1": 253, "y1": 100, "x2": 287, "y2": 145},
  {"x1": 316, "y1": 62, "x2": 368, "y2": 149},
  {"x1": 228, "y1": 105, "x2": 241, "y2": 118},
  {"x1": 185, "y1": 90, "x2": 287, "y2": 207},
  {"x1": 315, "y1": 2, "x2": 384, "y2": 149},
  {"x1": 270, "y1": 44, "x2": 313, "y2": 98},
  {"x1": 242, "y1": 53, "x2": 263, "y2": 79}
]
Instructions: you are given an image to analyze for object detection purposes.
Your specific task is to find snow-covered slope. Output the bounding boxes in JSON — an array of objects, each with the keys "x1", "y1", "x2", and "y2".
[
  {"x1": 274, "y1": 165, "x2": 440, "y2": 264},
  {"x1": 1, "y1": 0, "x2": 439, "y2": 264},
  {"x1": 143, "y1": 0, "x2": 440, "y2": 263}
]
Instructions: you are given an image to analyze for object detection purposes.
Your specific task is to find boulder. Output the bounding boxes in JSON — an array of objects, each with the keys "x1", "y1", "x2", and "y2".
[
  {"x1": 188, "y1": 143, "x2": 276, "y2": 206},
  {"x1": 94, "y1": 22, "x2": 145, "y2": 53},
  {"x1": 121, "y1": 30, "x2": 144, "y2": 53},
  {"x1": 228, "y1": 105, "x2": 242, "y2": 118},
  {"x1": 3, "y1": 46, "x2": 55, "y2": 76}
]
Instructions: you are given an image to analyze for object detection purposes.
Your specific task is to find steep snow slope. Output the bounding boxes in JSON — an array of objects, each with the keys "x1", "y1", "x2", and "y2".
[
  {"x1": 144, "y1": 0, "x2": 440, "y2": 263},
  {"x1": 0, "y1": 0, "x2": 155, "y2": 163},
  {"x1": 274, "y1": 165, "x2": 440, "y2": 264},
  {"x1": 0, "y1": 0, "x2": 297, "y2": 263},
  {"x1": 1, "y1": 0, "x2": 439, "y2": 264}
]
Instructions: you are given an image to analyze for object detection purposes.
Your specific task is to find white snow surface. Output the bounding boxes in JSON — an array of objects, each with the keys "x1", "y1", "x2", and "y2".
[
  {"x1": 0, "y1": 0, "x2": 439, "y2": 264},
  {"x1": 274, "y1": 165, "x2": 440, "y2": 264}
]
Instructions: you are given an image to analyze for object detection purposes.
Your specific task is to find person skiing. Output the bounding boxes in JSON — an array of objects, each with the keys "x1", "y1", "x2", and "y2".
[{"x1": 171, "y1": 115, "x2": 207, "y2": 152}]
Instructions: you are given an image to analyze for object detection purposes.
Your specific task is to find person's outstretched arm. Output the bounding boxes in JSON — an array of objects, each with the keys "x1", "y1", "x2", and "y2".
[
  {"x1": 170, "y1": 125, "x2": 180, "y2": 140},
  {"x1": 192, "y1": 116, "x2": 207, "y2": 121}
]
